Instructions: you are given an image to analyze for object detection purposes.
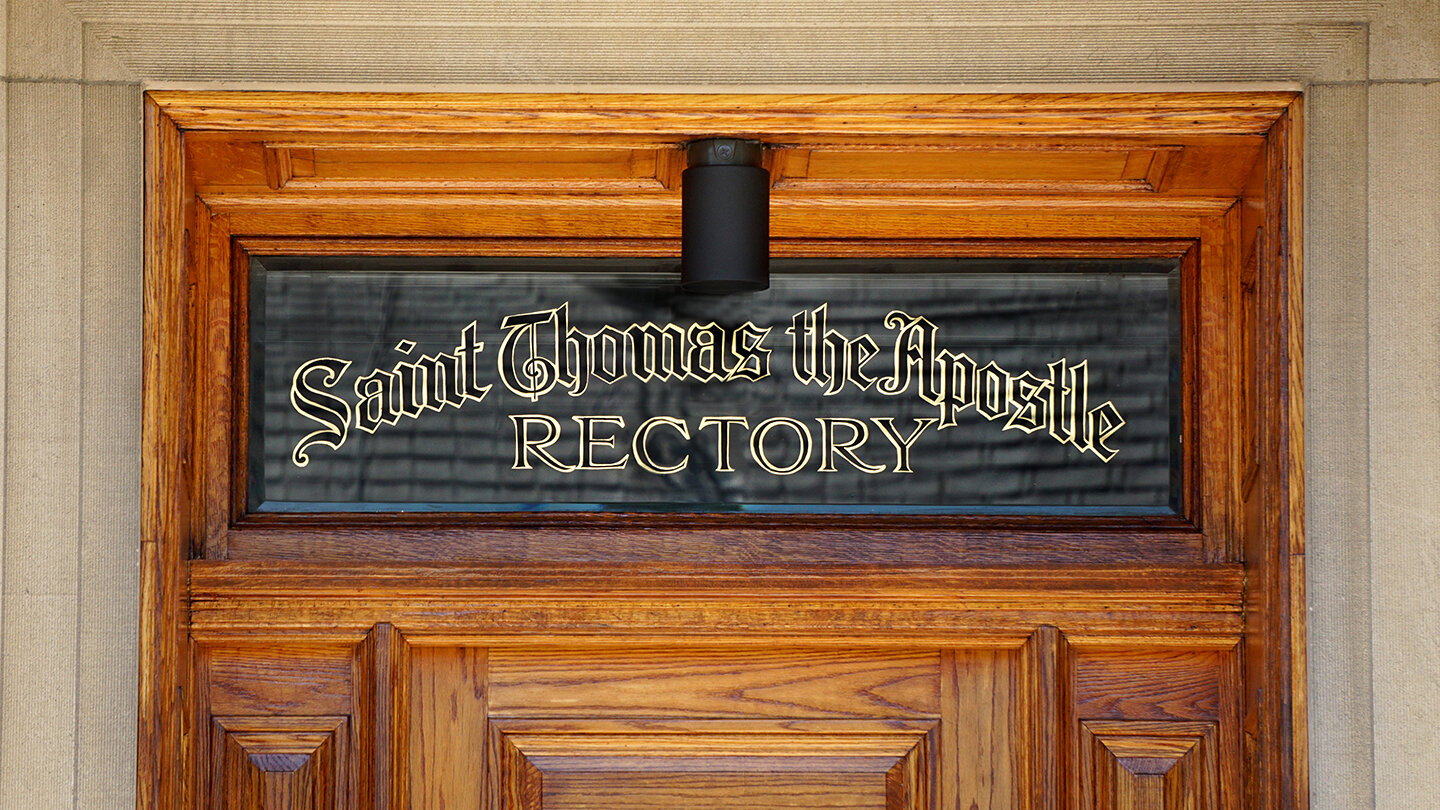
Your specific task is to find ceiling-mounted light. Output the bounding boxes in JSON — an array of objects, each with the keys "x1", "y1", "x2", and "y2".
[{"x1": 681, "y1": 138, "x2": 769, "y2": 293}]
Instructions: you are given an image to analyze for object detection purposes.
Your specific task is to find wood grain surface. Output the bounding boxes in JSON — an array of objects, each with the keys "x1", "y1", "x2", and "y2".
[
  {"x1": 140, "y1": 91, "x2": 1305, "y2": 808},
  {"x1": 409, "y1": 647, "x2": 487, "y2": 810},
  {"x1": 488, "y1": 647, "x2": 941, "y2": 719}
]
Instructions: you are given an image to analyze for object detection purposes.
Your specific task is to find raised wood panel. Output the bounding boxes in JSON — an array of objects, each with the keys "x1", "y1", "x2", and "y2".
[
  {"x1": 1080, "y1": 720, "x2": 1219, "y2": 810},
  {"x1": 943, "y1": 647, "x2": 1022, "y2": 810},
  {"x1": 780, "y1": 146, "x2": 1183, "y2": 193},
  {"x1": 540, "y1": 773, "x2": 886, "y2": 809},
  {"x1": 1069, "y1": 646, "x2": 1241, "y2": 810},
  {"x1": 1023, "y1": 626, "x2": 1067, "y2": 810},
  {"x1": 487, "y1": 718, "x2": 936, "y2": 809},
  {"x1": 263, "y1": 145, "x2": 680, "y2": 193},
  {"x1": 251, "y1": 142, "x2": 1203, "y2": 197},
  {"x1": 351, "y1": 624, "x2": 407, "y2": 810},
  {"x1": 488, "y1": 647, "x2": 940, "y2": 719},
  {"x1": 211, "y1": 716, "x2": 348, "y2": 810},
  {"x1": 408, "y1": 646, "x2": 488, "y2": 810},
  {"x1": 192, "y1": 638, "x2": 1246, "y2": 807}
]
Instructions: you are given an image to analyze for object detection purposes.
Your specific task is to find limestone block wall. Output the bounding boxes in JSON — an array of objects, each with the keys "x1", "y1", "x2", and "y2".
[{"x1": 1, "y1": 0, "x2": 1434, "y2": 806}]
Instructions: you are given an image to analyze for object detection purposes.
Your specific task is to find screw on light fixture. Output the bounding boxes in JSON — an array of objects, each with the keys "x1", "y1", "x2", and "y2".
[{"x1": 681, "y1": 138, "x2": 769, "y2": 293}]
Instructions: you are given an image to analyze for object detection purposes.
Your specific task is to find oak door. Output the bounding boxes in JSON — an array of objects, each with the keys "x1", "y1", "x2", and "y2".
[{"x1": 141, "y1": 92, "x2": 1305, "y2": 809}]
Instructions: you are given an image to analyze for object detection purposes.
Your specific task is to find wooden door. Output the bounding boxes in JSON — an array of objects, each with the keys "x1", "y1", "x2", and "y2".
[{"x1": 140, "y1": 92, "x2": 1305, "y2": 809}]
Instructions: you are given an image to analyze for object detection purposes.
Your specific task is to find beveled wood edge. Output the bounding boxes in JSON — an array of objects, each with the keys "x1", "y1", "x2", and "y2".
[
  {"x1": 197, "y1": 192, "x2": 1240, "y2": 216},
  {"x1": 235, "y1": 236, "x2": 1200, "y2": 259},
  {"x1": 186, "y1": 632, "x2": 1246, "y2": 651},
  {"x1": 140, "y1": 94, "x2": 192, "y2": 810},
  {"x1": 188, "y1": 560, "x2": 1244, "y2": 597},
  {"x1": 148, "y1": 91, "x2": 1299, "y2": 137},
  {"x1": 186, "y1": 613, "x2": 1242, "y2": 643},
  {"x1": 487, "y1": 715, "x2": 939, "y2": 732},
  {"x1": 1279, "y1": 95, "x2": 1307, "y2": 810},
  {"x1": 1237, "y1": 94, "x2": 1305, "y2": 810},
  {"x1": 187, "y1": 563, "x2": 1244, "y2": 641}
]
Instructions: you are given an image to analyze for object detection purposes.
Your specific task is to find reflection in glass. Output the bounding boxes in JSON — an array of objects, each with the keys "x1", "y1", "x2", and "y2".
[{"x1": 250, "y1": 257, "x2": 1182, "y2": 515}]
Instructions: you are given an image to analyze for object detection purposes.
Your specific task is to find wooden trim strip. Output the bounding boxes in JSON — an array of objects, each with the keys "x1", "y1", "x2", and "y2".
[
  {"x1": 218, "y1": 525, "x2": 1206, "y2": 566},
  {"x1": 188, "y1": 564, "x2": 1244, "y2": 640},
  {"x1": 139, "y1": 96, "x2": 192, "y2": 810},
  {"x1": 234, "y1": 236, "x2": 1198, "y2": 259},
  {"x1": 187, "y1": 607, "x2": 1242, "y2": 645},
  {"x1": 149, "y1": 92, "x2": 1297, "y2": 137},
  {"x1": 190, "y1": 561, "x2": 1244, "y2": 599}
]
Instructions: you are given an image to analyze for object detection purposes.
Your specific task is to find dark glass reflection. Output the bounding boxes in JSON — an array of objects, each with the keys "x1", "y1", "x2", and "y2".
[{"x1": 249, "y1": 256, "x2": 1182, "y2": 514}]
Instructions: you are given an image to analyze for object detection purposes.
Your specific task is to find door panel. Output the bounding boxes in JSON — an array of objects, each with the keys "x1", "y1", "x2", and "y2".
[
  {"x1": 211, "y1": 716, "x2": 349, "y2": 810},
  {"x1": 1081, "y1": 721, "x2": 1220, "y2": 810},
  {"x1": 409, "y1": 647, "x2": 488, "y2": 809},
  {"x1": 198, "y1": 633, "x2": 1235, "y2": 808},
  {"x1": 486, "y1": 718, "x2": 935, "y2": 810}
]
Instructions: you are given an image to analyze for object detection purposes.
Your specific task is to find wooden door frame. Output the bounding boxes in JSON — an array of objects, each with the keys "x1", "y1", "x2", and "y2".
[{"x1": 140, "y1": 92, "x2": 1304, "y2": 807}]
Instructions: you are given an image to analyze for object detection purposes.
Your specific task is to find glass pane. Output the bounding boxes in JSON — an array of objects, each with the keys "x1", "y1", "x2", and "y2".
[{"x1": 249, "y1": 256, "x2": 1182, "y2": 514}]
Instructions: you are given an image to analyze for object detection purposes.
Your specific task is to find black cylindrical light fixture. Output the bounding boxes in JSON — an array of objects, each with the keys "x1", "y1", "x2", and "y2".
[{"x1": 681, "y1": 138, "x2": 769, "y2": 293}]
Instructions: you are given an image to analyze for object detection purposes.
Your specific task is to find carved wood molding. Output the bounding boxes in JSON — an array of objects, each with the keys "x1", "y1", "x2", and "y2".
[
  {"x1": 148, "y1": 91, "x2": 1299, "y2": 137},
  {"x1": 1081, "y1": 720, "x2": 1220, "y2": 809},
  {"x1": 210, "y1": 716, "x2": 349, "y2": 810},
  {"x1": 487, "y1": 718, "x2": 937, "y2": 809}
]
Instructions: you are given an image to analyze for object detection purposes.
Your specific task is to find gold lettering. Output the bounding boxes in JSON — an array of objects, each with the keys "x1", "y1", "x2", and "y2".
[
  {"x1": 632, "y1": 416, "x2": 690, "y2": 474},
  {"x1": 591, "y1": 326, "x2": 627, "y2": 385},
  {"x1": 573, "y1": 415, "x2": 629, "y2": 470},
  {"x1": 1048, "y1": 358, "x2": 1090, "y2": 453},
  {"x1": 816, "y1": 417, "x2": 885, "y2": 474},
  {"x1": 564, "y1": 325, "x2": 597, "y2": 397},
  {"x1": 750, "y1": 417, "x2": 813, "y2": 476},
  {"x1": 498, "y1": 308, "x2": 561, "y2": 401},
  {"x1": 392, "y1": 357, "x2": 427, "y2": 419},
  {"x1": 1087, "y1": 402, "x2": 1125, "y2": 463},
  {"x1": 625, "y1": 322, "x2": 687, "y2": 382},
  {"x1": 509, "y1": 414, "x2": 575, "y2": 472},
  {"x1": 786, "y1": 306, "x2": 822, "y2": 385},
  {"x1": 1005, "y1": 371, "x2": 1051, "y2": 434},
  {"x1": 686, "y1": 322, "x2": 726, "y2": 382},
  {"x1": 870, "y1": 417, "x2": 937, "y2": 474},
  {"x1": 457, "y1": 321, "x2": 492, "y2": 404},
  {"x1": 287, "y1": 302, "x2": 1130, "y2": 472},
  {"x1": 697, "y1": 416, "x2": 749, "y2": 473},
  {"x1": 289, "y1": 358, "x2": 352, "y2": 467},
  {"x1": 726, "y1": 322, "x2": 773, "y2": 382},
  {"x1": 353, "y1": 368, "x2": 398, "y2": 434},
  {"x1": 933, "y1": 349, "x2": 977, "y2": 428},
  {"x1": 846, "y1": 334, "x2": 879, "y2": 392},
  {"x1": 877, "y1": 310, "x2": 939, "y2": 401},
  {"x1": 789, "y1": 306, "x2": 879, "y2": 395},
  {"x1": 975, "y1": 361, "x2": 1011, "y2": 421}
]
